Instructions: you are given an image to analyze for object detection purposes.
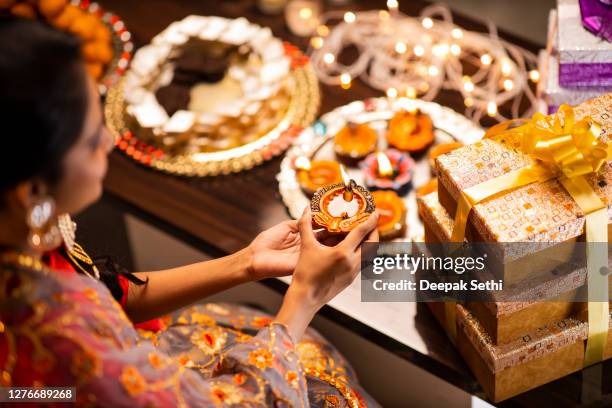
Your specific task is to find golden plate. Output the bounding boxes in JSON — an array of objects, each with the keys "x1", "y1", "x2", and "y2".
[{"x1": 104, "y1": 45, "x2": 319, "y2": 177}]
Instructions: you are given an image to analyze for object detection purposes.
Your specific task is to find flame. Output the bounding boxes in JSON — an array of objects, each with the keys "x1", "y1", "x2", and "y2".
[
  {"x1": 340, "y1": 165, "x2": 350, "y2": 186},
  {"x1": 376, "y1": 152, "x2": 394, "y2": 177}
]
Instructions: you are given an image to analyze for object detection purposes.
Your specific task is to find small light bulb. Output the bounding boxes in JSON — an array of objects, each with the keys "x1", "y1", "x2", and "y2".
[
  {"x1": 387, "y1": 0, "x2": 399, "y2": 10},
  {"x1": 323, "y1": 53, "x2": 335, "y2": 64},
  {"x1": 344, "y1": 12, "x2": 356, "y2": 23},
  {"x1": 413, "y1": 45, "x2": 425, "y2": 57},
  {"x1": 419, "y1": 82, "x2": 429, "y2": 92},
  {"x1": 299, "y1": 8, "x2": 312, "y2": 19},
  {"x1": 501, "y1": 59, "x2": 512, "y2": 76},
  {"x1": 451, "y1": 28, "x2": 463, "y2": 39},
  {"x1": 422, "y1": 17, "x2": 434, "y2": 29},
  {"x1": 463, "y1": 80, "x2": 474, "y2": 93},
  {"x1": 395, "y1": 42, "x2": 407, "y2": 54},
  {"x1": 428, "y1": 65, "x2": 439, "y2": 76},
  {"x1": 487, "y1": 101, "x2": 497, "y2": 117},
  {"x1": 340, "y1": 73, "x2": 352, "y2": 89},
  {"x1": 503, "y1": 79, "x2": 514, "y2": 91},
  {"x1": 450, "y1": 44, "x2": 461, "y2": 56},
  {"x1": 386, "y1": 87, "x2": 398, "y2": 98},
  {"x1": 529, "y1": 69, "x2": 540, "y2": 83},
  {"x1": 464, "y1": 97, "x2": 474, "y2": 107},
  {"x1": 433, "y1": 43, "x2": 449, "y2": 58},
  {"x1": 311, "y1": 37, "x2": 323, "y2": 49},
  {"x1": 316, "y1": 25, "x2": 329, "y2": 36},
  {"x1": 480, "y1": 54, "x2": 492, "y2": 66},
  {"x1": 406, "y1": 87, "x2": 417, "y2": 99}
]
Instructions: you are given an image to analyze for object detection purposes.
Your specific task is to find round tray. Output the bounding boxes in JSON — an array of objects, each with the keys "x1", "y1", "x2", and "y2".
[
  {"x1": 104, "y1": 45, "x2": 320, "y2": 177},
  {"x1": 74, "y1": 0, "x2": 133, "y2": 96},
  {"x1": 277, "y1": 97, "x2": 484, "y2": 240}
]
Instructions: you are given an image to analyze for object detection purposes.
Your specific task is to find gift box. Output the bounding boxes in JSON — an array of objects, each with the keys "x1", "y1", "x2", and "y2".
[
  {"x1": 434, "y1": 94, "x2": 612, "y2": 285},
  {"x1": 417, "y1": 192, "x2": 612, "y2": 345},
  {"x1": 557, "y1": 0, "x2": 612, "y2": 87},
  {"x1": 538, "y1": 9, "x2": 612, "y2": 114},
  {"x1": 456, "y1": 303, "x2": 612, "y2": 402},
  {"x1": 539, "y1": 49, "x2": 611, "y2": 114}
]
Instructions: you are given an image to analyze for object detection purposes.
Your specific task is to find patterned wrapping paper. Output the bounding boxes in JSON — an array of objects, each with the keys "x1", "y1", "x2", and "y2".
[
  {"x1": 456, "y1": 304, "x2": 612, "y2": 374},
  {"x1": 557, "y1": 0, "x2": 612, "y2": 87},
  {"x1": 435, "y1": 94, "x2": 612, "y2": 258},
  {"x1": 417, "y1": 192, "x2": 595, "y2": 317}
]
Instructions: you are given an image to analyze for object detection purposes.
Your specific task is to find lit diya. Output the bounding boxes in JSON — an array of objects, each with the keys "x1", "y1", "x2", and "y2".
[
  {"x1": 294, "y1": 157, "x2": 343, "y2": 196},
  {"x1": 371, "y1": 190, "x2": 407, "y2": 240},
  {"x1": 334, "y1": 122, "x2": 378, "y2": 165},
  {"x1": 361, "y1": 149, "x2": 415, "y2": 196},
  {"x1": 428, "y1": 142, "x2": 463, "y2": 173},
  {"x1": 386, "y1": 109, "x2": 435, "y2": 155},
  {"x1": 311, "y1": 166, "x2": 375, "y2": 233}
]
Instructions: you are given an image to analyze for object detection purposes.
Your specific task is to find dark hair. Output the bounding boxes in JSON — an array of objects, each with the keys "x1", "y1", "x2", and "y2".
[
  {"x1": 0, "y1": 16, "x2": 87, "y2": 192},
  {"x1": 0, "y1": 17, "x2": 147, "y2": 293}
]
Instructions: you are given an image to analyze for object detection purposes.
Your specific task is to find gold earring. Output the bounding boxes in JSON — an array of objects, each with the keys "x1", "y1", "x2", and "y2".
[{"x1": 26, "y1": 197, "x2": 62, "y2": 251}]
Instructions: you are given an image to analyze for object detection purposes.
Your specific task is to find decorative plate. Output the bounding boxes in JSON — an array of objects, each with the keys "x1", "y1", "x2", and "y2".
[
  {"x1": 277, "y1": 97, "x2": 484, "y2": 240},
  {"x1": 105, "y1": 49, "x2": 319, "y2": 176}
]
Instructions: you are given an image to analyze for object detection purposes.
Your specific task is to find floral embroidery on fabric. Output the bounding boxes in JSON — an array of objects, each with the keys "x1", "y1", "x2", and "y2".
[
  {"x1": 248, "y1": 348, "x2": 274, "y2": 370},
  {"x1": 120, "y1": 366, "x2": 146, "y2": 396}
]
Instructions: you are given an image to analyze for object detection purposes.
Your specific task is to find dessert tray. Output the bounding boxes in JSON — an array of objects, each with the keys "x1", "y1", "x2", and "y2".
[
  {"x1": 104, "y1": 15, "x2": 319, "y2": 176},
  {"x1": 277, "y1": 97, "x2": 484, "y2": 240}
]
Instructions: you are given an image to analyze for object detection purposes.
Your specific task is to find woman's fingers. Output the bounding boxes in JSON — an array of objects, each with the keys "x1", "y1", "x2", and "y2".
[
  {"x1": 298, "y1": 207, "x2": 318, "y2": 246},
  {"x1": 340, "y1": 211, "x2": 379, "y2": 251}
]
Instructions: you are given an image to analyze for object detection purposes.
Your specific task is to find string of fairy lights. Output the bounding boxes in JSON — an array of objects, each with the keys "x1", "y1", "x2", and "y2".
[{"x1": 305, "y1": 1, "x2": 540, "y2": 124}]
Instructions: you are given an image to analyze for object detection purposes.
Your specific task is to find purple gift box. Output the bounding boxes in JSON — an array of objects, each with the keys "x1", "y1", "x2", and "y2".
[
  {"x1": 557, "y1": 0, "x2": 612, "y2": 87},
  {"x1": 538, "y1": 49, "x2": 610, "y2": 114}
]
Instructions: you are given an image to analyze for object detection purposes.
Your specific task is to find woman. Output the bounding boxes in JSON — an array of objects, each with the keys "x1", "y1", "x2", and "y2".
[{"x1": 0, "y1": 16, "x2": 380, "y2": 407}]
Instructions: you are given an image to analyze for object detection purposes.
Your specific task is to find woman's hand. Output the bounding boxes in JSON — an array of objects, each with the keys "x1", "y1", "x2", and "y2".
[
  {"x1": 246, "y1": 220, "x2": 301, "y2": 280},
  {"x1": 275, "y1": 208, "x2": 379, "y2": 341}
]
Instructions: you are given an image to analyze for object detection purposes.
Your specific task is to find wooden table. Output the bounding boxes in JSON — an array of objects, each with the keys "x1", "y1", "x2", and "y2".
[{"x1": 95, "y1": 1, "x2": 612, "y2": 406}]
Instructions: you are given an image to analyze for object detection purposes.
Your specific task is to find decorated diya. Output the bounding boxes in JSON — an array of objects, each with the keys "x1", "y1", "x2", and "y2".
[
  {"x1": 361, "y1": 149, "x2": 415, "y2": 196},
  {"x1": 311, "y1": 168, "x2": 375, "y2": 233},
  {"x1": 428, "y1": 142, "x2": 464, "y2": 173},
  {"x1": 386, "y1": 109, "x2": 435, "y2": 154},
  {"x1": 371, "y1": 191, "x2": 407, "y2": 240},
  {"x1": 334, "y1": 122, "x2": 378, "y2": 164},
  {"x1": 294, "y1": 157, "x2": 343, "y2": 196}
]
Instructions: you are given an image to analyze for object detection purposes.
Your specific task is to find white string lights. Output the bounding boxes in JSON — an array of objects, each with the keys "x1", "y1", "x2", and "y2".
[{"x1": 308, "y1": 3, "x2": 540, "y2": 124}]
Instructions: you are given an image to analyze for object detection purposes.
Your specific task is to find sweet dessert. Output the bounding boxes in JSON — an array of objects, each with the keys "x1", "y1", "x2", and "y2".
[
  {"x1": 311, "y1": 179, "x2": 375, "y2": 233},
  {"x1": 371, "y1": 190, "x2": 407, "y2": 240},
  {"x1": 386, "y1": 109, "x2": 435, "y2": 154},
  {"x1": 1, "y1": 0, "x2": 114, "y2": 81},
  {"x1": 361, "y1": 149, "x2": 415, "y2": 196},
  {"x1": 334, "y1": 122, "x2": 378, "y2": 164},
  {"x1": 123, "y1": 15, "x2": 293, "y2": 154},
  {"x1": 295, "y1": 159, "x2": 343, "y2": 196},
  {"x1": 428, "y1": 142, "x2": 463, "y2": 172}
]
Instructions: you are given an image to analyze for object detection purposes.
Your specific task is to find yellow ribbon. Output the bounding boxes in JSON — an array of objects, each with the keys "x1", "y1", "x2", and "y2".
[{"x1": 450, "y1": 104, "x2": 610, "y2": 365}]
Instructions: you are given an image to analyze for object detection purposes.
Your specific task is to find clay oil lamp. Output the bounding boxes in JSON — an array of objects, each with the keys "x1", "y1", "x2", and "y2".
[
  {"x1": 386, "y1": 108, "x2": 435, "y2": 155},
  {"x1": 361, "y1": 149, "x2": 415, "y2": 196},
  {"x1": 371, "y1": 190, "x2": 407, "y2": 240},
  {"x1": 333, "y1": 121, "x2": 378, "y2": 165},
  {"x1": 294, "y1": 156, "x2": 343, "y2": 196},
  {"x1": 311, "y1": 166, "x2": 375, "y2": 233}
]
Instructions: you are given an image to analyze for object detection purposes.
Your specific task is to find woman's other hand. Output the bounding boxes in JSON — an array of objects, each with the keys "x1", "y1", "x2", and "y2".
[
  {"x1": 275, "y1": 208, "x2": 379, "y2": 341},
  {"x1": 247, "y1": 220, "x2": 301, "y2": 280}
]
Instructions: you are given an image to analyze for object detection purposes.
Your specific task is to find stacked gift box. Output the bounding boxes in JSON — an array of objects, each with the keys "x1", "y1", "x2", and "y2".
[
  {"x1": 538, "y1": 0, "x2": 612, "y2": 114},
  {"x1": 416, "y1": 93, "x2": 612, "y2": 402}
]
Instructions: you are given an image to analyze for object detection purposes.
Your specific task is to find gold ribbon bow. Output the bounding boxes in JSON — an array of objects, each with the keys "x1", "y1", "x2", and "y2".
[{"x1": 450, "y1": 105, "x2": 610, "y2": 366}]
